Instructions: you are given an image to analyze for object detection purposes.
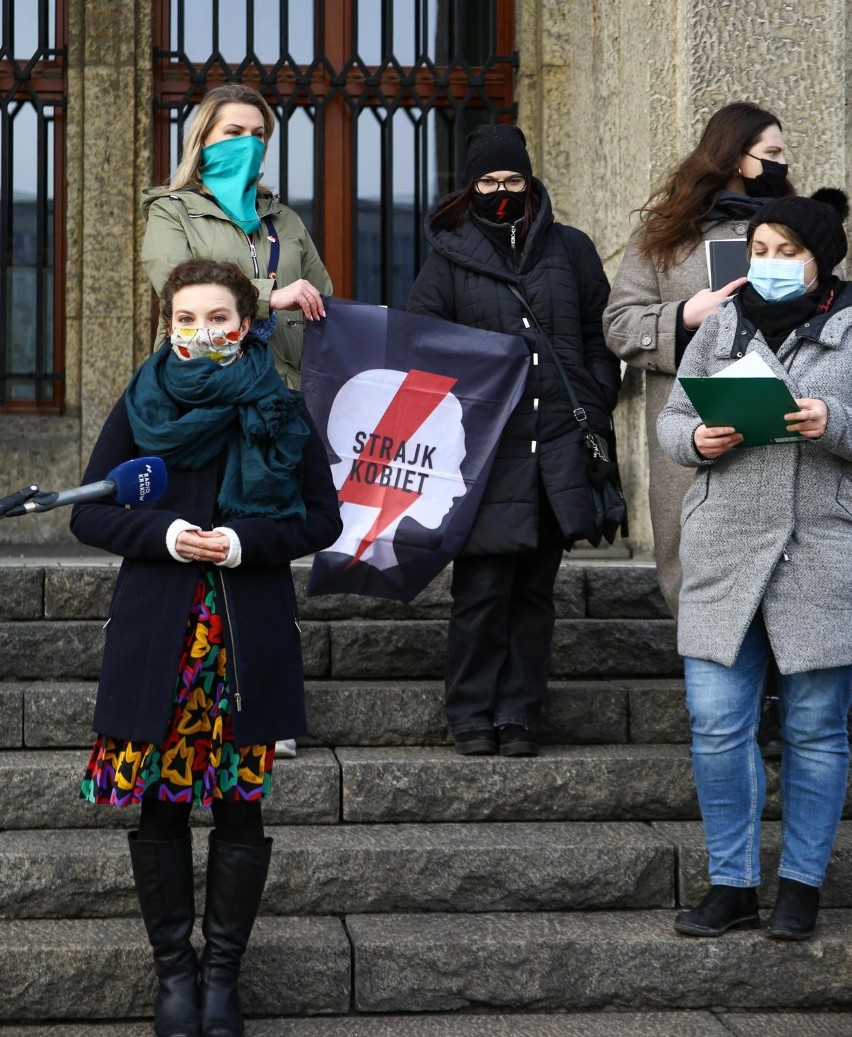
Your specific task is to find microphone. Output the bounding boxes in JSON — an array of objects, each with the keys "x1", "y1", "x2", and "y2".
[
  {"x1": 0, "y1": 485, "x2": 40, "y2": 518},
  {"x1": 3, "y1": 457, "x2": 168, "y2": 516}
]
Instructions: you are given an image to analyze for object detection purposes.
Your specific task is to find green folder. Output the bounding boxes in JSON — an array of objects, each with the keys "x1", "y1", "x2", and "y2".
[{"x1": 678, "y1": 375, "x2": 804, "y2": 448}]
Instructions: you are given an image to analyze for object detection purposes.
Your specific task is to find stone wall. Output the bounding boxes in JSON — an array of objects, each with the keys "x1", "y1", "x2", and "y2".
[{"x1": 517, "y1": 0, "x2": 850, "y2": 555}]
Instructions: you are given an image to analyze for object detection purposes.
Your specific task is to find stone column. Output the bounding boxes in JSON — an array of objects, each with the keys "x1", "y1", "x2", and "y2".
[
  {"x1": 516, "y1": 0, "x2": 850, "y2": 558},
  {"x1": 0, "y1": 0, "x2": 153, "y2": 546},
  {"x1": 72, "y1": 0, "x2": 154, "y2": 457}
]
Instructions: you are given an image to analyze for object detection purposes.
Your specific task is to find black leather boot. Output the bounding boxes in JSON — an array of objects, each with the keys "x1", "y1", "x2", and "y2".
[
  {"x1": 767, "y1": 877, "x2": 820, "y2": 941},
  {"x1": 674, "y1": 885, "x2": 760, "y2": 937},
  {"x1": 200, "y1": 832, "x2": 272, "y2": 1037},
  {"x1": 128, "y1": 831, "x2": 200, "y2": 1037}
]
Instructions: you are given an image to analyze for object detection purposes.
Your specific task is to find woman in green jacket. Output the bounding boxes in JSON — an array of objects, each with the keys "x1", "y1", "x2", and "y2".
[{"x1": 142, "y1": 83, "x2": 332, "y2": 392}]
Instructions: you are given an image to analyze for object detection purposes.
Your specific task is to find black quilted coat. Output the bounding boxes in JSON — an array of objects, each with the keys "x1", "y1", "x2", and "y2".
[{"x1": 406, "y1": 180, "x2": 621, "y2": 554}]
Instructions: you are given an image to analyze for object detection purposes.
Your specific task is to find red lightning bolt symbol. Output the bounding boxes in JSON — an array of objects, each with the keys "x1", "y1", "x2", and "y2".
[
  {"x1": 496, "y1": 196, "x2": 509, "y2": 220},
  {"x1": 338, "y1": 369, "x2": 458, "y2": 566}
]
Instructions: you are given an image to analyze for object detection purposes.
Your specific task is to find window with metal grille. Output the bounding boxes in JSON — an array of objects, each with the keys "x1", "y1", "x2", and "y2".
[
  {"x1": 153, "y1": 0, "x2": 516, "y2": 308},
  {"x1": 0, "y1": 0, "x2": 66, "y2": 413}
]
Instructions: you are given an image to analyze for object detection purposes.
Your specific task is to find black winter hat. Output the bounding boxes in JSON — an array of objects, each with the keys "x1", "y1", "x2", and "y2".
[
  {"x1": 747, "y1": 188, "x2": 850, "y2": 281},
  {"x1": 463, "y1": 124, "x2": 533, "y2": 185}
]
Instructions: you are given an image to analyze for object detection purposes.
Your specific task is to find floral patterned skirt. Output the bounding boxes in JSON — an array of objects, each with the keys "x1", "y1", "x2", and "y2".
[{"x1": 81, "y1": 571, "x2": 274, "y2": 807}]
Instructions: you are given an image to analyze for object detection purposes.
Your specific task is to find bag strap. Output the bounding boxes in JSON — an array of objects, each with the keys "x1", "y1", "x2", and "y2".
[
  {"x1": 261, "y1": 215, "x2": 280, "y2": 281},
  {"x1": 505, "y1": 281, "x2": 591, "y2": 430}
]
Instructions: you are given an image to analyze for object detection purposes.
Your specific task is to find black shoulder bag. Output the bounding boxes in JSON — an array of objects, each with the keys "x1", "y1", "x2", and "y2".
[{"x1": 506, "y1": 282, "x2": 628, "y2": 546}]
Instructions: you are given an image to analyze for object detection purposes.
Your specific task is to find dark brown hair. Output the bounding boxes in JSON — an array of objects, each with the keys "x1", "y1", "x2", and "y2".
[
  {"x1": 430, "y1": 179, "x2": 542, "y2": 232},
  {"x1": 635, "y1": 102, "x2": 794, "y2": 271},
  {"x1": 160, "y1": 258, "x2": 259, "y2": 323}
]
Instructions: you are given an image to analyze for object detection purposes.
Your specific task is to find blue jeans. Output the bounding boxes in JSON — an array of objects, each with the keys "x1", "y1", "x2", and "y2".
[{"x1": 685, "y1": 613, "x2": 852, "y2": 888}]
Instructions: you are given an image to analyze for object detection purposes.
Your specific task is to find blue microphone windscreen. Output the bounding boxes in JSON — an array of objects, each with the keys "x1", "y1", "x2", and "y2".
[{"x1": 108, "y1": 457, "x2": 168, "y2": 505}]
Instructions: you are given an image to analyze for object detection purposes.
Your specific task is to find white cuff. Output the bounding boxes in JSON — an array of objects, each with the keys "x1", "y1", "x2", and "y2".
[
  {"x1": 213, "y1": 526, "x2": 242, "y2": 568},
  {"x1": 166, "y1": 519, "x2": 201, "y2": 562}
]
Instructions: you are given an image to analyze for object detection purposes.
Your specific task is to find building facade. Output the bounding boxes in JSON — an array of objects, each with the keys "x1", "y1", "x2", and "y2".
[{"x1": 1, "y1": 0, "x2": 849, "y2": 550}]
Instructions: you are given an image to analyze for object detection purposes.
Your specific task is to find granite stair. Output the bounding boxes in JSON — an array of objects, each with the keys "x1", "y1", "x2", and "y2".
[{"x1": 0, "y1": 556, "x2": 849, "y2": 1032}]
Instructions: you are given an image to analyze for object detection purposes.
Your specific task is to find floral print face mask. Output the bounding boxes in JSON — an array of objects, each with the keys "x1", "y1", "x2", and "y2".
[{"x1": 170, "y1": 326, "x2": 244, "y2": 365}]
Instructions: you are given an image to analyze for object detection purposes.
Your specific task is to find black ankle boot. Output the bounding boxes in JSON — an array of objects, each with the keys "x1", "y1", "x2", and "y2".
[
  {"x1": 674, "y1": 885, "x2": 760, "y2": 937},
  {"x1": 767, "y1": 878, "x2": 820, "y2": 941},
  {"x1": 200, "y1": 832, "x2": 272, "y2": 1037},
  {"x1": 128, "y1": 831, "x2": 200, "y2": 1037}
]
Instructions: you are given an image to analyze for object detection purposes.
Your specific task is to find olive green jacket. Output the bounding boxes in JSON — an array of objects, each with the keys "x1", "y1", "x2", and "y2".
[{"x1": 141, "y1": 188, "x2": 332, "y2": 388}]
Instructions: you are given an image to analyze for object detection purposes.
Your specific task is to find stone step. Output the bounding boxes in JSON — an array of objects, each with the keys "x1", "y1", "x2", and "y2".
[
  {"x1": 0, "y1": 617, "x2": 680, "y2": 681},
  {"x1": 0, "y1": 748, "x2": 340, "y2": 830},
  {"x1": 346, "y1": 910, "x2": 852, "y2": 1013},
  {"x1": 2, "y1": 822, "x2": 851, "y2": 921},
  {"x1": 0, "y1": 678, "x2": 690, "y2": 750},
  {"x1": 0, "y1": 916, "x2": 350, "y2": 1022},
  {"x1": 2, "y1": 1012, "x2": 851, "y2": 1036},
  {"x1": 3, "y1": 912, "x2": 850, "y2": 1020},
  {"x1": 335, "y1": 745, "x2": 847, "y2": 823},
  {"x1": 4, "y1": 746, "x2": 847, "y2": 829},
  {"x1": 0, "y1": 560, "x2": 671, "y2": 623},
  {"x1": 0, "y1": 821, "x2": 674, "y2": 918}
]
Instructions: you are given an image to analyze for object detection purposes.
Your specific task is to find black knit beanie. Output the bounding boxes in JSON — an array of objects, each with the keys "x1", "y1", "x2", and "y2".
[
  {"x1": 747, "y1": 189, "x2": 850, "y2": 281},
  {"x1": 463, "y1": 124, "x2": 533, "y2": 185}
]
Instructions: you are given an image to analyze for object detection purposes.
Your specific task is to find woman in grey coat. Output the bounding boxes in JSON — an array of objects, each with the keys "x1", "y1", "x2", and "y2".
[
  {"x1": 604, "y1": 101, "x2": 793, "y2": 614},
  {"x1": 657, "y1": 191, "x2": 852, "y2": 942}
]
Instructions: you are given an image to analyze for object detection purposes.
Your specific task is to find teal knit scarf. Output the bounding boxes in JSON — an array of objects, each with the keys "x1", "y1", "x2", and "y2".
[{"x1": 125, "y1": 339, "x2": 309, "y2": 521}]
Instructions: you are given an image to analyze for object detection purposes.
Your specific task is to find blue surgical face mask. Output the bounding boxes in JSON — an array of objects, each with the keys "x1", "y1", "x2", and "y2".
[
  {"x1": 747, "y1": 256, "x2": 817, "y2": 302},
  {"x1": 200, "y1": 135, "x2": 264, "y2": 234}
]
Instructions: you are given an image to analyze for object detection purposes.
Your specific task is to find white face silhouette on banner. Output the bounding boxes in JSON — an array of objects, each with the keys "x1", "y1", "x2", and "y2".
[{"x1": 325, "y1": 368, "x2": 467, "y2": 570}]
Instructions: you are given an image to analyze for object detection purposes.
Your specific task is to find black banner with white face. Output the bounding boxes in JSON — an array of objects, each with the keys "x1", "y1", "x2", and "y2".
[{"x1": 301, "y1": 297, "x2": 529, "y2": 602}]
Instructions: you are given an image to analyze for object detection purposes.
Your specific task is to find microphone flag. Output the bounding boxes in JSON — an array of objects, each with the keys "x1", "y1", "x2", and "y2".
[{"x1": 301, "y1": 297, "x2": 529, "y2": 603}]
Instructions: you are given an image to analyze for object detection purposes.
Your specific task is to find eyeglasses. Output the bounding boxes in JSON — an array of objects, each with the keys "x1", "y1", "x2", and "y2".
[{"x1": 474, "y1": 175, "x2": 528, "y2": 194}]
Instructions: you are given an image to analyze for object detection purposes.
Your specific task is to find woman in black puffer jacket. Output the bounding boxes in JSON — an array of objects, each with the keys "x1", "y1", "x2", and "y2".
[{"x1": 407, "y1": 124, "x2": 622, "y2": 757}]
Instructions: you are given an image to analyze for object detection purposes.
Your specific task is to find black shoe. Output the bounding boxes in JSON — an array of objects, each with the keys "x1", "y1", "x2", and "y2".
[
  {"x1": 453, "y1": 730, "x2": 497, "y2": 755},
  {"x1": 767, "y1": 878, "x2": 820, "y2": 941},
  {"x1": 498, "y1": 724, "x2": 538, "y2": 757},
  {"x1": 674, "y1": 885, "x2": 760, "y2": 937}
]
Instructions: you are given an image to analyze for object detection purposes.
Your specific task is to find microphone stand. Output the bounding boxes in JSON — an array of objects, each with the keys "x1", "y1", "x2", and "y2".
[{"x1": 0, "y1": 486, "x2": 40, "y2": 518}]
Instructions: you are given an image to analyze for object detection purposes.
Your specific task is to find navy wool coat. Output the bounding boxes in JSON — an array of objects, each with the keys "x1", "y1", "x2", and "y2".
[
  {"x1": 70, "y1": 393, "x2": 342, "y2": 748},
  {"x1": 407, "y1": 179, "x2": 620, "y2": 554}
]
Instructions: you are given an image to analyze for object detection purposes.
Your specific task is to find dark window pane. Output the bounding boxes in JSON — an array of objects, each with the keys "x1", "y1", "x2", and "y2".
[{"x1": 0, "y1": 0, "x2": 65, "y2": 411}]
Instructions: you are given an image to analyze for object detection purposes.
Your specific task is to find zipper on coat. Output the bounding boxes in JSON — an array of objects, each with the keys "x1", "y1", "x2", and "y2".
[
  {"x1": 245, "y1": 233, "x2": 260, "y2": 278},
  {"x1": 782, "y1": 547, "x2": 791, "y2": 562},
  {"x1": 216, "y1": 571, "x2": 243, "y2": 712}
]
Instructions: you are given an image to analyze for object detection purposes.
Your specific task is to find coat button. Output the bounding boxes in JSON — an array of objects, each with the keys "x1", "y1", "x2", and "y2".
[
  {"x1": 741, "y1": 330, "x2": 748, "y2": 335},
  {"x1": 735, "y1": 224, "x2": 746, "y2": 234},
  {"x1": 648, "y1": 362, "x2": 658, "y2": 371},
  {"x1": 641, "y1": 335, "x2": 652, "y2": 346},
  {"x1": 736, "y1": 351, "x2": 743, "y2": 357}
]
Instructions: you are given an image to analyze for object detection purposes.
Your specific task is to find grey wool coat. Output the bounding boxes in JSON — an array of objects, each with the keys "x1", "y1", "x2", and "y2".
[
  {"x1": 657, "y1": 285, "x2": 852, "y2": 673},
  {"x1": 604, "y1": 217, "x2": 755, "y2": 614}
]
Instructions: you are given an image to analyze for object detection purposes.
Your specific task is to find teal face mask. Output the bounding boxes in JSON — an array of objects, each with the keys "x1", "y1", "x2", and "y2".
[{"x1": 200, "y1": 135, "x2": 264, "y2": 234}]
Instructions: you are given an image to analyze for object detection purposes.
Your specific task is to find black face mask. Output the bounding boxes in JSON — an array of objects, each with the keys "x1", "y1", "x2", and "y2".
[
  {"x1": 742, "y1": 156, "x2": 789, "y2": 199},
  {"x1": 471, "y1": 190, "x2": 527, "y2": 223}
]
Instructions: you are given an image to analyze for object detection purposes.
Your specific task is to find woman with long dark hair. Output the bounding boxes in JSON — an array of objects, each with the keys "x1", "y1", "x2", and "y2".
[
  {"x1": 407, "y1": 124, "x2": 621, "y2": 757},
  {"x1": 604, "y1": 101, "x2": 793, "y2": 615}
]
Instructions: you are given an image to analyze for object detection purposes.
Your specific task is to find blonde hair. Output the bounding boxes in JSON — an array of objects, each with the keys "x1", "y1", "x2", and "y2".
[
  {"x1": 153, "y1": 84, "x2": 276, "y2": 196},
  {"x1": 746, "y1": 222, "x2": 807, "y2": 258}
]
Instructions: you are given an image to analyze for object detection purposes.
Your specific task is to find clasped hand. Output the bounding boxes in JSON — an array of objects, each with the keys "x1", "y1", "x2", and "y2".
[
  {"x1": 693, "y1": 397, "x2": 827, "y2": 458},
  {"x1": 175, "y1": 528, "x2": 230, "y2": 564}
]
